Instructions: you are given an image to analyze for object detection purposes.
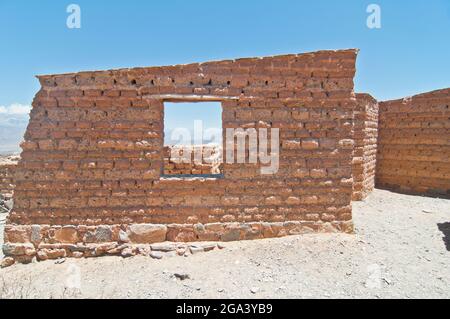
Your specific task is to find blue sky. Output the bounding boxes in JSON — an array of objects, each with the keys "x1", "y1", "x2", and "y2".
[
  {"x1": 165, "y1": 102, "x2": 222, "y2": 144},
  {"x1": 0, "y1": 0, "x2": 449, "y2": 152}
]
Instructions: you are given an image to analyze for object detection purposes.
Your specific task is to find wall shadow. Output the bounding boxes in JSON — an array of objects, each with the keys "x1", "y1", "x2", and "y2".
[
  {"x1": 437, "y1": 223, "x2": 450, "y2": 251},
  {"x1": 375, "y1": 185, "x2": 450, "y2": 200}
]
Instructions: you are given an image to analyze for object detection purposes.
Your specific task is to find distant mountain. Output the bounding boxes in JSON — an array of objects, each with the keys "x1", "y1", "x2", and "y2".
[
  {"x1": 0, "y1": 115, "x2": 29, "y2": 155},
  {"x1": 164, "y1": 128, "x2": 222, "y2": 146}
]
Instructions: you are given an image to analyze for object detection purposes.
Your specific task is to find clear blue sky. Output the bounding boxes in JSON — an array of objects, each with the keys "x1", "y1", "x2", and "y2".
[
  {"x1": 0, "y1": 1, "x2": 449, "y2": 152},
  {"x1": 0, "y1": 0, "x2": 449, "y2": 106}
]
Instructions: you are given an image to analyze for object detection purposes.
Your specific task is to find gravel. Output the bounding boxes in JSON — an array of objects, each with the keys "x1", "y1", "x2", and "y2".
[{"x1": 0, "y1": 189, "x2": 449, "y2": 299}]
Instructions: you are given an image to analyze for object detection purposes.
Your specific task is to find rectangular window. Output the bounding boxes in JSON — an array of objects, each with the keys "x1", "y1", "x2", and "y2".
[{"x1": 163, "y1": 101, "x2": 223, "y2": 177}]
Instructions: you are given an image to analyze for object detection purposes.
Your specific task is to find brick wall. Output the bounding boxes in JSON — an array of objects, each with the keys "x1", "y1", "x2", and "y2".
[
  {"x1": 377, "y1": 88, "x2": 450, "y2": 197},
  {"x1": 0, "y1": 156, "x2": 19, "y2": 200},
  {"x1": 163, "y1": 145, "x2": 222, "y2": 176},
  {"x1": 352, "y1": 94, "x2": 378, "y2": 200},
  {"x1": 4, "y1": 49, "x2": 359, "y2": 262}
]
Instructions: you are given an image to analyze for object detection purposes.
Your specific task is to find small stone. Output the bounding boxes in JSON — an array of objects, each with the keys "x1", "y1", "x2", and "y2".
[
  {"x1": 217, "y1": 288, "x2": 224, "y2": 293},
  {"x1": 37, "y1": 250, "x2": 49, "y2": 261},
  {"x1": 72, "y1": 252, "x2": 84, "y2": 258},
  {"x1": 383, "y1": 278, "x2": 392, "y2": 285},
  {"x1": 55, "y1": 258, "x2": 66, "y2": 264},
  {"x1": 174, "y1": 273, "x2": 190, "y2": 281},
  {"x1": 149, "y1": 251, "x2": 163, "y2": 260},
  {"x1": 189, "y1": 246, "x2": 204, "y2": 254},
  {"x1": 54, "y1": 226, "x2": 79, "y2": 244},
  {"x1": 217, "y1": 243, "x2": 226, "y2": 249},
  {"x1": 3, "y1": 243, "x2": 36, "y2": 256},
  {"x1": 107, "y1": 244, "x2": 127, "y2": 255},
  {"x1": 137, "y1": 246, "x2": 151, "y2": 256},
  {"x1": 176, "y1": 248, "x2": 186, "y2": 256},
  {"x1": 250, "y1": 287, "x2": 260, "y2": 294},
  {"x1": 94, "y1": 226, "x2": 113, "y2": 243},
  {"x1": 201, "y1": 243, "x2": 216, "y2": 252},
  {"x1": 1, "y1": 257, "x2": 15, "y2": 268},
  {"x1": 30, "y1": 225, "x2": 42, "y2": 244},
  {"x1": 127, "y1": 224, "x2": 167, "y2": 244},
  {"x1": 221, "y1": 228, "x2": 240, "y2": 242},
  {"x1": 14, "y1": 255, "x2": 34, "y2": 264},
  {"x1": 119, "y1": 230, "x2": 130, "y2": 243},
  {"x1": 121, "y1": 247, "x2": 134, "y2": 258},
  {"x1": 150, "y1": 242, "x2": 177, "y2": 252},
  {"x1": 40, "y1": 248, "x2": 67, "y2": 260}
]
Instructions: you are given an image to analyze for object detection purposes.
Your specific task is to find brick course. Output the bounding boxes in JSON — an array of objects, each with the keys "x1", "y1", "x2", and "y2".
[
  {"x1": 0, "y1": 156, "x2": 19, "y2": 200},
  {"x1": 376, "y1": 88, "x2": 450, "y2": 197},
  {"x1": 352, "y1": 94, "x2": 378, "y2": 200},
  {"x1": 4, "y1": 49, "x2": 359, "y2": 262},
  {"x1": 163, "y1": 145, "x2": 222, "y2": 176}
]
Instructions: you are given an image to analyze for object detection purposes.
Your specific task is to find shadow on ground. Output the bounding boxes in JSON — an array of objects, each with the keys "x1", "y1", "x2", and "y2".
[
  {"x1": 375, "y1": 185, "x2": 450, "y2": 200},
  {"x1": 437, "y1": 222, "x2": 450, "y2": 251}
]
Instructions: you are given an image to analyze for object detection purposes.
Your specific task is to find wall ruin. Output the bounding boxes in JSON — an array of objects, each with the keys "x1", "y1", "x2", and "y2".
[
  {"x1": 163, "y1": 145, "x2": 222, "y2": 176},
  {"x1": 352, "y1": 94, "x2": 378, "y2": 200},
  {"x1": 377, "y1": 88, "x2": 450, "y2": 197},
  {"x1": 3, "y1": 49, "x2": 359, "y2": 263},
  {"x1": 0, "y1": 156, "x2": 19, "y2": 200}
]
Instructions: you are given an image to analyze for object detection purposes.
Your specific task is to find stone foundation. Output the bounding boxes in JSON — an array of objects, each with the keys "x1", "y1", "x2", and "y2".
[{"x1": 2, "y1": 220, "x2": 352, "y2": 264}]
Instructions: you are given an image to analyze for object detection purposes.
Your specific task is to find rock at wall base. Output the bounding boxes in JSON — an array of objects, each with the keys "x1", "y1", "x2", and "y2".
[{"x1": 1, "y1": 257, "x2": 15, "y2": 268}]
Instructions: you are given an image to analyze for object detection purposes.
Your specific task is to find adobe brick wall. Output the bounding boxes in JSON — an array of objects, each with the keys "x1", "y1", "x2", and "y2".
[
  {"x1": 0, "y1": 156, "x2": 19, "y2": 200},
  {"x1": 376, "y1": 88, "x2": 450, "y2": 197},
  {"x1": 352, "y1": 94, "x2": 378, "y2": 200},
  {"x1": 163, "y1": 145, "x2": 222, "y2": 176},
  {"x1": 3, "y1": 49, "x2": 359, "y2": 263}
]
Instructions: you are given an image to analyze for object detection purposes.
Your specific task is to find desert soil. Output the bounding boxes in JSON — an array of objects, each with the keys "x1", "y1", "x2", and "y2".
[{"x1": 0, "y1": 189, "x2": 449, "y2": 299}]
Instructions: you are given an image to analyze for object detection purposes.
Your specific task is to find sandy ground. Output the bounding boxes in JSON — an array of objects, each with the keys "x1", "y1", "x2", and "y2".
[{"x1": 0, "y1": 189, "x2": 449, "y2": 299}]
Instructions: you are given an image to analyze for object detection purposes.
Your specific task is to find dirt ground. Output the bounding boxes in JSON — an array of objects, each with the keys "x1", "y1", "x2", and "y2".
[{"x1": 0, "y1": 189, "x2": 449, "y2": 299}]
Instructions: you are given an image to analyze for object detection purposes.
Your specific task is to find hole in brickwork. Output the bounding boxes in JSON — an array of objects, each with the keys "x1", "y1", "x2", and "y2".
[{"x1": 163, "y1": 101, "x2": 223, "y2": 178}]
